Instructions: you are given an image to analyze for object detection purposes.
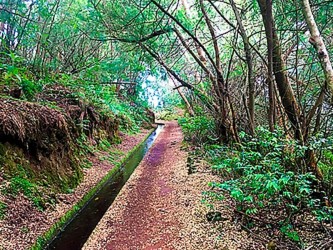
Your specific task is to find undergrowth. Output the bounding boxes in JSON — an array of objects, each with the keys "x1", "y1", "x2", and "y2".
[
  {"x1": 179, "y1": 117, "x2": 333, "y2": 244},
  {"x1": 5, "y1": 177, "x2": 44, "y2": 210},
  {"x1": 156, "y1": 107, "x2": 180, "y2": 121},
  {"x1": 178, "y1": 114, "x2": 216, "y2": 145},
  {"x1": 204, "y1": 127, "x2": 333, "y2": 243}
]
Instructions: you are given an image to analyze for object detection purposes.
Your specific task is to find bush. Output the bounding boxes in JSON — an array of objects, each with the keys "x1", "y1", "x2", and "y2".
[
  {"x1": 156, "y1": 108, "x2": 180, "y2": 121},
  {"x1": 0, "y1": 52, "x2": 41, "y2": 100},
  {"x1": 309, "y1": 135, "x2": 333, "y2": 190},
  {"x1": 207, "y1": 127, "x2": 333, "y2": 226},
  {"x1": 178, "y1": 115, "x2": 217, "y2": 145}
]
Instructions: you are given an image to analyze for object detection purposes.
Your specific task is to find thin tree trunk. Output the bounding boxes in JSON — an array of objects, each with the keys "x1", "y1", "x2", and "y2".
[
  {"x1": 229, "y1": 0, "x2": 255, "y2": 134},
  {"x1": 258, "y1": 0, "x2": 326, "y2": 191},
  {"x1": 180, "y1": 0, "x2": 207, "y2": 64},
  {"x1": 140, "y1": 43, "x2": 217, "y2": 112},
  {"x1": 301, "y1": 0, "x2": 333, "y2": 96},
  {"x1": 259, "y1": 0, "x2": 276, "y2": 131},
  {"x1": 199, "y1": 0, "x2": 229, "y2": 142},
  {"x1": 169, "y1": 74, "x2": 195, "y2": 116},
  {"x1": 257, "y1": 0, "x2": 302, "y2": 140}
]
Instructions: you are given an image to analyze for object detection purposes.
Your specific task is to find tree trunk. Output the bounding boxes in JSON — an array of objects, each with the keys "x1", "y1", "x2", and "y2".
[
  {"x1": 200, "y1": 0, "x2": 230, "y2": 142},
  {"x1": 169, "y1": 74, "x2": 194, "y2": 116},
  {"x1": 180, "y1": 0, "x2": 207, "y2": 64},
  {"x1": 265, "y1": 0, "x2": 276, "y2": 132},
  {"x1": 229, "y1": 0, "x2": 255, "y2": 134},
  {"x1": 257, "y1": 0, "x2": 302, "y2": 141},
  {"x1": 258, "y1": 0, "x2": 326, "y2": 194},
  {"x1": 301, "y1": 0, "x2": 333, "y2": 96}
]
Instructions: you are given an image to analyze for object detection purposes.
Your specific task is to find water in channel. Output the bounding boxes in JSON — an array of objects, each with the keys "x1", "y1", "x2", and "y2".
[{"x1": 46, "y1": 124, "x2": 164, "y2": 250}]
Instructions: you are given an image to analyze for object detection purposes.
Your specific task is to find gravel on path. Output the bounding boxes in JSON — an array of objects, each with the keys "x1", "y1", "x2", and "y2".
[{"x1": 83, "y1": 121, "x2": 255, "y2": 250}]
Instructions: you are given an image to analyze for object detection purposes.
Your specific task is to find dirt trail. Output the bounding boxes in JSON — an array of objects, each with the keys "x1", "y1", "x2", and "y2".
[
  {"x1": 84, "y1": 121, "x2": 255, "y2": 250},
  {"x1": 83, "y1": 121, "x2": 185, "y2": 249},
  {"x1": 82, "y1": 121, "x2": 333, "y2": 250}
]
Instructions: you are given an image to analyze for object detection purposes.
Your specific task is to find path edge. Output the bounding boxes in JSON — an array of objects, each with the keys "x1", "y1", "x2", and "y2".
[{"x1": 30, "y1": 127, "x2": 156, "y2": 250}]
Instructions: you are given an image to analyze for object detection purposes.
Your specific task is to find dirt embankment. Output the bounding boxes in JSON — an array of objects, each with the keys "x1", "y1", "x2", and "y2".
[
  {"x1": 0, "y1": 85, "x2": 154, "y2": 249},
  {"x1": 0, "y1": 85, "x2": 120, "y2": 191},
  {"x1": 0, "y1": 128, "x2": 152, "y2": 249}
]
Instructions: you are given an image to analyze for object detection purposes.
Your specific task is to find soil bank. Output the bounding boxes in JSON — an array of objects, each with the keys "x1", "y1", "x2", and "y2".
[{"x1": 0, "y1": 128, "x2": 152, "y2": 250}]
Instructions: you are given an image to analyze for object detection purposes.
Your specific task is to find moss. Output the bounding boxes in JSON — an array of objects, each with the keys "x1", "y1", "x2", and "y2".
[
  {"x1": 0, "y1": 142, "x2": 6, "y2": 155},
  {"x1": 0, "y1": 141, "x2": 83, "y2": 209},
  {"x1": 0, "y1": 144, "x2": 35, "y2": 180}
]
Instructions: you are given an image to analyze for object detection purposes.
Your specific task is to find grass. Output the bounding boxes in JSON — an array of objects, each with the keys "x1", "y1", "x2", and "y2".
[{"x1": 30, "y1": 127, "x2": 156, "y2": 250}]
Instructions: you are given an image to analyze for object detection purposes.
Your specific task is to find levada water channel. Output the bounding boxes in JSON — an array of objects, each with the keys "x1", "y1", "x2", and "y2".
[{"x1": 45, "y1": 124, "x2": 164, "y2": 250}]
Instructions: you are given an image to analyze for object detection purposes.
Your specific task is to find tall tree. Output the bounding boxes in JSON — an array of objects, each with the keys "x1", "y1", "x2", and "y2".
[
  {"x1": 257, "y1": 0, "x2": 302, "y2": 140},
  {"x1": 229, "y1": 0, "x2": 255, "y2": 134},
  {"x1": 301, "y1": 0, "x2": 333, "y2": 97}
]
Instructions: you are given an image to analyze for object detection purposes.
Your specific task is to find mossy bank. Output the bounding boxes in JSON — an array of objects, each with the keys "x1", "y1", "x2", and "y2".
[
  {"x1": 0, "y1": 83, "x2": 155, "y2": 249},
  {"x1": 31, "y1": 127, "x2": 156, "y2": 250}
]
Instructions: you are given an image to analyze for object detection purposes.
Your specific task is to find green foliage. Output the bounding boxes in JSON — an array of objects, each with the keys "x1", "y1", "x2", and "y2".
[
  {"x1": 76, "y1": 133, "x2": 96, "y2": 155},
  {"x1": 0, "y1": 201, "x2": 7, "y2": 220},
  {"x1": 21, "y1": 79, "x2": 42, "y2": 101},
  {"x1": 309, "y1": 135, "x2": 333, "y2": 187},
  {"x1": 107, "y1": 150, "x2": 125, "y2": 164},
  {"x1": 0, "y1": 52, "x2": 42, "y2": 100},
  {"x1": 82, "y1": 159, "x2": 93, "y2": 169},
  {"x1": 157, "y1": 107, "x2": 180, "y2": 121},
  {"x1": 280, "y1": 224, "x2": 300, "y2": 242},
  {"x1": 115, "y1": 103, "x2": 148, "y2": 133},
  {"x1": 4, "y1": 177, "x2": 44, "y2": 210},
  {"x1": 64, "y1": 78, "x2": 152, "y2": 133},
  {"x1": 178, "y1": 114, "x2": 217, "y2": 145},
  {"x1": 207, "y1": 127, "x2": 333, "y2": 240},
  {"x1": 98, "y1": 139, "x2": 112, "y2": 151}
]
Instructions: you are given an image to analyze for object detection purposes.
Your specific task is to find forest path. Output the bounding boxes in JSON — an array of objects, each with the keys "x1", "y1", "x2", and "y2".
[
  {"x1": 83, "y1": 121, "x2": 187, "y2": 249},
  {"x1": 83, "y1": 121, "x2": 253, "y2": 250}
]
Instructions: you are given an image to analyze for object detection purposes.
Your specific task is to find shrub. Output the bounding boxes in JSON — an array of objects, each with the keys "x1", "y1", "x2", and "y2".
[
  {"x1": 207, "y1": 127, "x2": 333, "y2": 229},
  {"x1": 309, "y1": 135, "x2": 333, "y2": 190},
  {"x1": 157, "y1": 107, "x2": 180, "y2": 121},
  {"x1": 178, "y1": 115, "x2": 217, "y2": 145}
]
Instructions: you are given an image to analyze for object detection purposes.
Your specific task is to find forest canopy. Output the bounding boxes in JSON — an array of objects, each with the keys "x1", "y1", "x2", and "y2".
[{"x1": 1, "y1": 0, "x2": 333, "y2": 247}]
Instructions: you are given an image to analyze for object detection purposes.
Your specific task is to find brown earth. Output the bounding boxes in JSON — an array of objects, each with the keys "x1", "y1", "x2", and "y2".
[
  {"x1": 4, "y1": 119, "x2": 327, "y2": 249},
  {"x1": 0, "y1": 128, "x2": 152, "y2": 250},
  {"x1": 83, "y1": 121, "x2": 256, "y2": 250}
]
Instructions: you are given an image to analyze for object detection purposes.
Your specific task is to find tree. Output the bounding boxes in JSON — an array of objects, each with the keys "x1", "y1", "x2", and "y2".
[{"x1": 301, "y1": 0, "x2": 333, "y2": 96}]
